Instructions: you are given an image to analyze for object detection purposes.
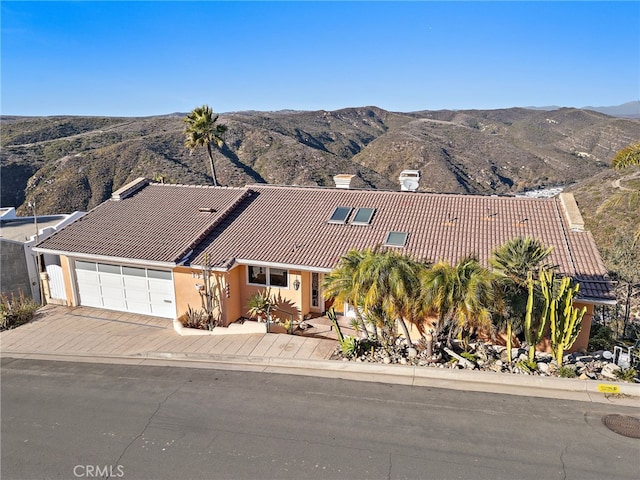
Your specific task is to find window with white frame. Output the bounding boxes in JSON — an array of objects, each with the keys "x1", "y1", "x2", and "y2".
[{"x1": 247, "y1": 265, "x2": 289, "y2": 288}]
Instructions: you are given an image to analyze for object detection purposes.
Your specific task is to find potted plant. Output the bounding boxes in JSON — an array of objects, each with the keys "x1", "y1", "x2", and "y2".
[{"x1": 247, "y1": 289, "x2": 276, "y2": 327}]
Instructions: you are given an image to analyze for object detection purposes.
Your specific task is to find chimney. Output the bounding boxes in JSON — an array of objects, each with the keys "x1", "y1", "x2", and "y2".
[
  {"x1": 333, "y1": 174, "x2": 356, "y2": 189},
  {"x1": 111, "y1": 177, "x2": 149, "y2": 201},
  {"x1": 399, "y1": 170, "x2": 421, "y2": 192},
  {"x1": 558, "y1": 192, "x2": 585, "y2": 232}
]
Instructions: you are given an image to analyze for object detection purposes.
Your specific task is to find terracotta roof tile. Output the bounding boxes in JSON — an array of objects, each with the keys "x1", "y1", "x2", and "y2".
[
  {"x1": 37, "y1": 184, "x2": 249, "y2": 263},
  {"x1": 37, "y1": 181, "x2": 614, "y2": 302},
  {"x1": 190, "y1": 184, "x2": 613, "y2": 302}
]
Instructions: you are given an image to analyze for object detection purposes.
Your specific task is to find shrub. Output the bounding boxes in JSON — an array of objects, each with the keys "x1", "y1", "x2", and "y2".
[
  {"x1": 460, "y1": 351, "x2": 478, "y2": 363},
  {"x1": 0, "y1": 291, "x2": 39, "y2": 331},
  {"x1": 181, "y1": 306, "x2": 210, "y2": 330},
  {"x1": 516, "y1": 359, "x2": 538, "y2": 373},
  {"x1": 614, "y1": 367, "x2": 638, "y2": 383},
  {"x1": 557, "y1": 366, "x2": 577, "y2": 378},
  {"x1": 588, "y1": 323, "x2": 615, "y2": 351},
  {"x1": 340, "y1": 336, "x2": 359, "y2": 358}
]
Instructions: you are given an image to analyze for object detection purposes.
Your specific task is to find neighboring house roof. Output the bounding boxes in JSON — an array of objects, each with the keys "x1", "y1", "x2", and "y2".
[
  {"x1": 1, "y1": 215, "x2": 70, "y2": 242},
  {"x1": 35, "y1": 179, "x2": 614, "y2": 303}
]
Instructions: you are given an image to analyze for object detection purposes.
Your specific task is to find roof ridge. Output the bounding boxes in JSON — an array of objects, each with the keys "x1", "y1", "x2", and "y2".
[
  {"x1": 552, "y1": 196, "x2": 579, "y2": 275},
  {"x1": 149, "y1": 182, "x2": 247, "y2": 190},
  {"x1": 246, "y1": 183, "x2": 549, "y2": 200},
  {"x1": 172, "y1": 188, "x2": 254, "y2": 262}
]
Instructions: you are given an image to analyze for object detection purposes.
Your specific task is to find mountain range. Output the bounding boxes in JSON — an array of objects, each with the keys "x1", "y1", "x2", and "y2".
[{"x1": 1, "y1": 105, "x2": 639, "y2": 256}]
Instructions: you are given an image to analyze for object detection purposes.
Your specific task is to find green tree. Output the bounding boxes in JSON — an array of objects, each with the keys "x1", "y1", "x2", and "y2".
[
  {"x1": 184, "y1": 105, "x2": 228, "y2": 186},
  {"x1": 611, "y1": 143, "x2": 640, "y2": 170},
  {"x1": 322, "y1": 249, "x2": 371, "y2": 337},
  {"x1": 419, "y1": 256, "x2": 496, "y2": 348},
  {"x1": 353, "y1": 249, "x2": 426, "y2": 344},
  {"x1": 490, "y1": 237, "x2": 553, "y2": 361},
  {"x1": 323, "y1": 248, "x2": 428, "y2": 344}
]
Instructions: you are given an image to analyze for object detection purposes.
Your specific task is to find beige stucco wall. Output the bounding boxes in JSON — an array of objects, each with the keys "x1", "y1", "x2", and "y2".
[
  {"x1": 173, "y1": 266, "x2": 205, "y2": 319},
  {"x1": 570, "y1": 302, "x2": 594, "y2": 353},
  {"x1": 236, "y1": 266, "x2": 304, "y2": 323},
  {"x1": 174, "y1": 266, "x2": 239, "y2": 325},
  {"x1": 222, "y1": 266, "x2": 242, "y2": 324},
  {"x1": 173, "y1": 265, "x2": 310, "y2": 326}
]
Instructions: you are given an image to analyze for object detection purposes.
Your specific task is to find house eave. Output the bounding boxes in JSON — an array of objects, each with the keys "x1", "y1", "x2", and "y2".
[
  {"x1": 32, "y1": 248, "x2": 177, "y2": 269},
  {"x1": 234, "y1": 258, "x2": 333, "y2": 273},
  {"x1": 575, "y1": 296, "x2": 617, "y2": 306}
]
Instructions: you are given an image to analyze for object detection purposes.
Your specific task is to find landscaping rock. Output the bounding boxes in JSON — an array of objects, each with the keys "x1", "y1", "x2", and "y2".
[
  {"x1": 600, "y1": 362, "x2": 621, "y2": 379},
  {"x1": 407, "y1": 347, "x2": 418, "y2": 359},
  {"x1": 537, "y1": 362, "x2": 550, "y2": 375}
]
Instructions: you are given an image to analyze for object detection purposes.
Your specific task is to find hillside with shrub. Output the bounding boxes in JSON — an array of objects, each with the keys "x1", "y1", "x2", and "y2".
[{"x1": 2, "y1": 106, "x2": 638, "y2": 257}]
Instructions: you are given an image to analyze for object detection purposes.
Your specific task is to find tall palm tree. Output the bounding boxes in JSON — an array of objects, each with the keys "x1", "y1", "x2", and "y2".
[
  {"x1": 184, "y1": 105, "x2": 228, "y2": 186},
  {"x1": 490, "y1": 237, "x2": 553, "y2": 360},
  {"x1": 611, "y1": 143, "x2": 640, "y2": 170},
  {"x1": 419, "y1": 256, "x2": 496, "y2": 347}
]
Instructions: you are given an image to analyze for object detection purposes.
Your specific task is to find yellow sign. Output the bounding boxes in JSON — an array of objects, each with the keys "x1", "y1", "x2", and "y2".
[{"x1": 597, "y1": 384, "x2": 620, "y2": 393}]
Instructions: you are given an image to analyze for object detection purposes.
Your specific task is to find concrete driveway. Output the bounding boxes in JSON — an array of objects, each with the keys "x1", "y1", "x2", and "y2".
[{"x1": 0, "y1": 305, "x2": 338, "y2": 362}]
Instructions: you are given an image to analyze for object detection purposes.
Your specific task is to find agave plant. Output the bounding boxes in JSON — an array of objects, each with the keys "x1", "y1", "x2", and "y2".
[{"x1": 247, "y1": 289, "x2": 276, "y2": 323}]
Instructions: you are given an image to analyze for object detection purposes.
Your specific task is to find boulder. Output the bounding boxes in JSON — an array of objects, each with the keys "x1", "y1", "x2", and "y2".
[{"x1": 600, "y1": 362, "x2": 621, "y2": 379}]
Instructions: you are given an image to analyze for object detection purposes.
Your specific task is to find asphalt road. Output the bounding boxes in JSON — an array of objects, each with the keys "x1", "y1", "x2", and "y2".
[{"x1": 1, "y1": 358, "x2": 638, "y2": 480}]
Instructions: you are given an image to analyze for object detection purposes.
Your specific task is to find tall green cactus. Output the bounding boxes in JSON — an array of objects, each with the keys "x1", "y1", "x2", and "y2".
[
  {"x1": 523, "y1": 270, "x2": 548, "y2": 362},
  {"x1": 327, "y1": 307, "x2": 344, "y2": 343},
  {"x1": 539, "y1": 268, "x2": 586, "y2": 367}
]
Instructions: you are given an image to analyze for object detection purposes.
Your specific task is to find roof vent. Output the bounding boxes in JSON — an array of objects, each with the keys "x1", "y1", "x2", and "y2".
[
  {"x1": 111, "y1": 177, "x2": 149, "y2": 201},
  {"x1": 333, "y1": 174, "x2": 356, "y2": 189},
  {"x1": 559, "y1": 192, "x2": 585, "y2": 232},
  {"x1": 399, "y1": 170, "x2": 421, "y2": 192}
]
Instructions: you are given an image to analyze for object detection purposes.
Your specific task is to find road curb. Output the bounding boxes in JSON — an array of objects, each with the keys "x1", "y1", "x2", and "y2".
[{"x1": 3, "y1": 349, "x2": 638, "y2": 406}]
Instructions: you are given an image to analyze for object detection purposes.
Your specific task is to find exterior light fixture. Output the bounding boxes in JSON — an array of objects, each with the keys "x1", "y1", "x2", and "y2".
[{"x1": 293, "y1": 279, "x2": 300, "y2": 291}]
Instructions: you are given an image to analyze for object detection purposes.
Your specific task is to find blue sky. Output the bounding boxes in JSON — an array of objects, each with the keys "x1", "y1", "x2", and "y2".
[{"x1": 2, "y1": 1, "x2": 639, "y2": 116}]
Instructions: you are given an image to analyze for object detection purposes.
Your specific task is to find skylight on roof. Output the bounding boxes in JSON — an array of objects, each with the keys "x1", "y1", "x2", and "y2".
[
  {"x1": 351, "y1": 207, "x2": 375, "y2": 225},
  {"x1": 329, "y1": 206, "x2": 352, "y2": 224},
  {"x1": 384, "y1": 231, "x2": 408, "y2": 247}
]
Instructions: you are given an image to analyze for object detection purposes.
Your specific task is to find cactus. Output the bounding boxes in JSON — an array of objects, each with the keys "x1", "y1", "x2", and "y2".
[
  {"x1": 538, "y1": 268, "x2": 586, "y2": 367},
  {"x1": 523, "y1": 270, "x2": 548, "y2": 362},
  {"x1": 327, "y1": 307, "x2": 344, "y2": 343}
]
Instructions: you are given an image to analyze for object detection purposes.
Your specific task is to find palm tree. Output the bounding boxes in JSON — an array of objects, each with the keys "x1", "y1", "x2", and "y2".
[
  {"x1": 323, "y1": 249, "x2": 371, "y2": 337},
  {"x1": 353, "y1": 249, "x2": 425, "y2": 344},
  {"x1": 611, "y1": 143, "x2": 640, "y2": 170},
  {"x1": 184, "y1": 105, "x2": 228, "y2": 186},
  {"x1": 419, "y1": 256, "x2": 496, "y2": 348},
  {"x1": 490, "y1": 237, "x2": 553, "y2": 361},
  {"x1": 323, "y1": 248, "x2": 428, "y2": 344}
]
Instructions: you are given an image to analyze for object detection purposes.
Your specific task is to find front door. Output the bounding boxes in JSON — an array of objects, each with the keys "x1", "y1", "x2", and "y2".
[{"x1": 310, "y1": 272, "x2": 322, "y2": 312}]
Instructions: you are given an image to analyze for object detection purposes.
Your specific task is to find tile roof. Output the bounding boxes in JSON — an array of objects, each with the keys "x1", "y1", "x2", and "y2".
[
  {"x1": 36, "y1": 184, "x2": 250, "y2": 263},
  {"x1": 190, "y1": 184, "x2": 613, "y2": 302},
  {"x1": 36, "y1": 181, "x2": 614, "y2": 302}
]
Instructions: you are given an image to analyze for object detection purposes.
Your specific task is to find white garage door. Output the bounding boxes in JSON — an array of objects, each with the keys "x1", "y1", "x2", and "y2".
[{"x1": 75, "y1": 261, "x2": 175, "y2": 318}]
